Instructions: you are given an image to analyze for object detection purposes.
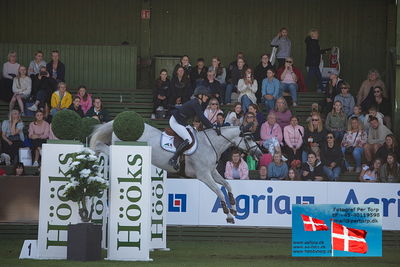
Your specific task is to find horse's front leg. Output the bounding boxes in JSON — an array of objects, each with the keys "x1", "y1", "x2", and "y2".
[{"x1": 211, "y1": 169, "x2": 237, "y2": 216}]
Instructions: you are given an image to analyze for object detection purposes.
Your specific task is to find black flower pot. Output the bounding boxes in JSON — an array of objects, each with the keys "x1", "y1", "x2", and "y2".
[{"x1": 67, "y1": 223, "x2": 102, "y2": 261}]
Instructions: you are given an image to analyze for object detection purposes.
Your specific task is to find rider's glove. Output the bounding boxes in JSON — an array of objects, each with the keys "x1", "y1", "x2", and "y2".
[{"x1": 213, "y1": 125, "x2": 221, "y2": 136}]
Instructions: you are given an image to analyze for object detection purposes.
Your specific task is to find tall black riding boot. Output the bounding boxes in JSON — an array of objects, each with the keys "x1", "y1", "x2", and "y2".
[{"x1": 168, "y1": 139, "x2": 190, "y2": 170}]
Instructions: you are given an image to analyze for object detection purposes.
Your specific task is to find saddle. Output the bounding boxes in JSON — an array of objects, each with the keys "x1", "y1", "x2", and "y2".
[{"x1": 161, "y1": 126, "x2": 198, "y2": 155}]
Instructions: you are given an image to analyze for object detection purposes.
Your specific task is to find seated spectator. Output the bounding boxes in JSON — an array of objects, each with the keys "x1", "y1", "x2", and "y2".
[
  {"x1": 267, "y1": 152, "x2": 288, "y2": 180},
  {"x1": 10, "y1": 65, "x2": 31, "y2": 114},
  {"x1": 301, "y1": 151, "x2": 324, "y2": 181},
  {"x1": 173, "y1": 55, "x2": 192, "y2": 79},
  {"x1": 248, "y1": 104, "x2": 265, "y2": 127},
  {"x1": 341, "y1": 117, "x2": 367, "y2": 173},
  {"x1": 204, "y1": 98, "x2": 222, "y2": 124},
  {"x1": 28, "y1": 111, "x2": 50, "y2": 166},
  {"x1": 237, "y1": 68, "x2": 258, "y2": 113},
  {"x1": 68, "y1": 96, "x2": 84, "y2": 117},
  {"x1": 190, "y1": 58, "x2": 207, "y2": 88},
  {"x1": 363, "y1": 106, "x2": 384, "y2": 132},
  {"x1": 258, "y1": 165, "x2": 268, "y2": 180},
  {"x1": 302, "y1": 112, "x2": 327, "y2": 162},
  {"x1": 288, "y1": 167, "x2": 301, "y2": 181},
  {"x1": 321, "y1": 132, "x2": 343, "y2": 181},
  {"x1": 224, "y1": 149, "x2": 249, "y2": 180},
  {"x1": 169, "y1": 66, "x2": 191, "y2": 106},
  {"x1": 1, "y1": 51, "x2": 20, "y2": 102},
  {"x1": 321, "y1": 72, "x2": 343, "y2": 115},
  {"x1": 14, "y1": 162, "x2": 25, "y2": 176},
  {"x1": 254, "y1": 53, "x2": 274, "y2": 103},
  {"x1": 376, "y1": 134, "x2": 399, "y2": 162},
  {"x1": 27, "y1": 66, "x2": 53, "y2": 114},
  {"x1": 334, "y1": 82, "x2": 355, "y2": 117},
  {"x1": 325, "y1": 100, "x2": 347, "y2": 141},
  {"x1": 152, "y1": 70, "x2": 170, "y2": 118},
  {"x1": 241, "y1": 112, "x2": 258, "y2": 134},
  {"x1": 1, "y1": 110, "x2": 24, "y2": 164},
  {"x1": 225, "y1": 103, "x2": 243, "y2": 126},
  {"x1": 305, "y1": 103, "x2": 321, "y2": 124},
  {"x1": 380, "y1": 153, "x2": 400, "y2": 183},
  {"x1": 86, "y1": 97, "x2": 110, "y2": 123},
  {"x1": 204, "y1": 69, "x2": 222, "y2": 102},
  {"x1": 276, "y1": 57, "x2": 306, "y2": 106},
  {"x1": 350, "y1": 105, "x2": 365, "y2": 122},
  {"x1": 192, "y1": 116, "x2": 204, "y2": 131},
  {"x1": 271, "y1": 28, "x2": 291, "y2": 68},
  {"x1": 258, "y1": 147, "x2": 273, "y2": 169},
  {"x1": 260, "y1": 112, "x2": 282, "y2": 155},
  {"x1": 271, "y1": 97, "x2": 292, "y2": 130},
  {"x1": 370, "y1": 86, "x2": 391, "y2": 128},
  {"x1": 262, "y1": 69, "x2": 281, "y2": 113},
  {"x1": 208, "y1": 57, "x2": 226, "y2": 93},
  {"x1": 359, "y1": 159, "x2": 382, "y2": 183},
  {"x1": 357, "y1": 69, "x2": 386, "y2": 109},
  {"x1": 50, "y1": 82, "x2": 72, "y2": 116},
  {"x1": 283, "y1": 115, "x2": 304, "y2": 165},
  {"x1": 77, "y1": 85, "x2": 93, "y2": 115},
  {"x1": 46, "y1": 50, "x2": 65, "y2": 89},
  {"x1": 364, "y1": 116, "x2": 392, "y2": 163},
  {"x1": 28, "y1": 51, "x2": 46, "y2": 78},
  {"x1": 225, "y1": 57, "x2": 246, "y2": 104},
  {"x1": 215, "y1": 113, "x2": 230, "y2": 127}
]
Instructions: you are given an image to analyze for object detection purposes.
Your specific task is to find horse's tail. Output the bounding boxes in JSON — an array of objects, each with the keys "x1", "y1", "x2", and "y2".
[{"x1": 90, "y1": 120, "x2": 114, "y2": 153}]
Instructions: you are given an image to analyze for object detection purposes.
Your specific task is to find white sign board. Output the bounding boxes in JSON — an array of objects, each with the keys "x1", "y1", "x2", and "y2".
[
  {"x1": 107, "y1": 144, "x2": 152, "y2": 261},
  {"x1": 19, "y1": 240, "x2": 38, "y2": 259}
]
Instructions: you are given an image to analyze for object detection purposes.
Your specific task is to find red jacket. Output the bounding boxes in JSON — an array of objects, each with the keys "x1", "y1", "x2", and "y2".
[{"x1": 276, "y1": 66, "x2": 307, "y2": 92}]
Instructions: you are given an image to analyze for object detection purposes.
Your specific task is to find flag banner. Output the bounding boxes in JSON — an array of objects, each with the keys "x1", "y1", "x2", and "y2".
[
  {"x1": 301, "y1": 214, "x2": 328, "y2": 231},
  {"x1": 292, "y1": 204, "x2": 381, "y2": 257}
]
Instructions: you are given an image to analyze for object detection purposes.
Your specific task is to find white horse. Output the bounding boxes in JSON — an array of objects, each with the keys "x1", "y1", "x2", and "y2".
[{"x1": 90, "y1": 122, "x2": 262, "y2": 223}]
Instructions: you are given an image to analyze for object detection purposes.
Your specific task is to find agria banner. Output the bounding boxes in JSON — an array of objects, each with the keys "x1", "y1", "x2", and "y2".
[{"x1": 166, "y1": 179, "x2": 400, "y2": 230}]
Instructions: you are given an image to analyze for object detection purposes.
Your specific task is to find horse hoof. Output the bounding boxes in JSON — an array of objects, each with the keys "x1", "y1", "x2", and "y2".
[
  {"x1": 226, "y1": 217, "x2": 235, "y2": 224},
  {"x1": 229, "y1": 208, "x2": 237, "y2": 216},
  {"x1": 228, "y1": 192, "x2": 236, "y2": 205}
]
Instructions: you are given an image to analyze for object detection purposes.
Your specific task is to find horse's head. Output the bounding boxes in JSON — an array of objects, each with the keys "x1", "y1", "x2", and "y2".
[{"x1": 234, "y1": 124, "x2": 263, "y2": 159}]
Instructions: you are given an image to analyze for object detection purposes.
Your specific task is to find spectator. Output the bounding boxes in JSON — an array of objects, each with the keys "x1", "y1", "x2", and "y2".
[
  {"x1": 86, "y1": 97, "x2": 110, "y2": 123},
  {"x1": 226, "y1": 52, "x2": 245, "y2": 79},
  {"x1": 28, "y1": 110, "x2": 50, "y2": 166},
  {"x1": 268, "y1": 152, "x2": 288, "y2": 180},
  {"x1": 306, "y1": 103, "x2": 321, "y2": 124},
  {"x1": 288, "y1": 168, "x2": 301, "y2": 181},
  {"x1": 364, "y1": 117, "x2": 392, "y2": 162},
  {"x1": 248, "y1": 104, "x2": 265, "y2": 127},
  {"x1": 276, "y1": 57, "x2": 301, "y2": 106},
  {"x1": 225, "y1": 57, "x2": 246, "y2": 104},
  {"x1": 370, "y1": 86, "x2": 391, "y2": 128},
  {"x1": 173, "y1": 55, "x2": 192, "y2": 79},
  {"x1": 260, "y1": 112, "x2": 283, "y2": 155},
  {"x1": 258, "y1": 165, "x2": 268, "y2": 180},
  {"x1": 215, "y1": 113, "x2": 230, "y2": 127},
  {"x1": 271, "y1": 97, "x2": 292, "y2": 130},
  {"x1": 271, "y1": 28, "x2": 292, "y2": 68},
  {"x1": 152, "y1": 69, "x2": 170, "y2": 118},
  {"x1": 258, "y1": 147, "x2": 273, "y2": 169},
  {"x1": 77, "y1": 85, "x2": 93, "y2": 115},
  {"x1": 357, "y1": 69, "x2": 386, "y2": 107},
  {"x1": 192, "y1": 116, "x2": 204, "y2": 131},
  {"x1": 283, "y1": 115, "x2": 304, "y2": 165},
  {"x1": 359, "y1": 159, "x2": 382, "y2": 183},
  {"x1": 302, "y1": 112, "x2": 327, "y2": 162},
  {"x1": 169, "y1": 66, "x2": 191, "y2": 106},
  {"x1": 50, "y1": 82, "x2": 72, "y2": 116},
  {"x1": 341, "y1": 117, "x2": 368, "y2": 173},
  {"x1": 242, "y1": 112, "x2": 258, "y2": 134},
  {"x1": 1, "y1": 110, "x2": 24, "y2": 164},
  {"x1": 10, "y1": 65, "x2": 31, "y2": 114},
  {"x1": 27, "y1": 66, "x2": 52, "y2": 114},
  {"x1": 28, "y1": 51, "x2": 46, "y2": 77},
  {"x1": 14, "y1": 162, "x2": 25, "y2": 176},
  {"x1": 68, "y1": 96, "x2": 84, "y2": 117},
  {"x1": 305, "y1": 29, "x2": 324, "y2": 92},
  {"x1": 301, "y1": 151, "x2": 324, "y2": 181},
  {"x1": 321, "y1": 72, "x2": 344, "y2": 115},
  {"x1": 225, "y1": 103, "x2": 243, "y2": 126},
  {"x1": 380, "y1": 153, "x2": 400, "y2": 183},
  {"x1": 350, "y1": 105, "x2": 365, "y2": 123},
  {"x1": 190, "y1": 58, "x2": 207, "y2": 88},
  {"x1": 254, "y1": 54, "x2": 274, "y2": 103},
  {"x1": 224, "y1": 149, "x2": 249, "y2": 180},
  {"x1": 363, "y1": 106, "x2": 384, "y2": 132},
  {"x1": 209, "y1": 56, "x2": 226, "y2": 91},
  {"x1": 334, "y1": 82, "x2": 355, "y2": 117},
  {"x1": 237, "y1": 68, "x2": 258, "y2": 113},
  {"x1": 204, "y1": 69, "x2": 222, "y2": 102},
  {"x1": 262, "y1": 69, "x2": 281, "y2": 113},
  {"x1": 325, "y1": 100, "x2": 347, "y2": 141},
  {"x1": 46, "y1": 50, "x2": 65, "y2": 84},
  {"x1": 1, "y1": 51, "x2": 20, "y2": 102},
  {"x1": 321, "y1": 132, "x2": 343, "y2": 181},
  {"x1": 203, "y1": 98, "x2": 222, "y2": 124},
  {"x1": 376, "y1": 134, "x2": 399, "y2": 162},
  {"x1": 0, "y1": 168, "x2": 6, "y2": 176}
]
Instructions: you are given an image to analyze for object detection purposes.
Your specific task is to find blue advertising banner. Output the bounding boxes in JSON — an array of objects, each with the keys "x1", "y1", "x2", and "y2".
[{"x1": 292, "y1": 204, "x2": 382, "y2": 257}]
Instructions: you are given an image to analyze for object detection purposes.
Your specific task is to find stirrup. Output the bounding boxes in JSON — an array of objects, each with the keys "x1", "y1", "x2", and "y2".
[{"x1": 168, "y1": 158, "x2": 179, "y2": 171}]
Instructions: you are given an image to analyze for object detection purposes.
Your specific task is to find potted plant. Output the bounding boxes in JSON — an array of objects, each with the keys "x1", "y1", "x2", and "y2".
[{"x1": 63, "y1": 148, "x2": 108, "y2": 261}]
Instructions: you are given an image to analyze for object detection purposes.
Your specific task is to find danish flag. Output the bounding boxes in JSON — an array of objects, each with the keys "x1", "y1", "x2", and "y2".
[
  {"x1": 332, "y1": 222, "x2": 368, "y2": 254},
  {"x1": 301, "y1": 214, "x2": 329, "y2": 231}
]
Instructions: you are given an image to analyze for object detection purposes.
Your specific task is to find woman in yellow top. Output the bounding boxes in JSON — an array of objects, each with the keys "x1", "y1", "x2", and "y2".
[{"x1": 50, "y1": 82, "x2": 72, "y2": 116}]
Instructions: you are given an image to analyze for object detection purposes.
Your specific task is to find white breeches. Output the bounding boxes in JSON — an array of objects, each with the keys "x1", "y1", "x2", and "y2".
[{"x1": 169, "y1": 116, "x2": 193, "y2": 144}]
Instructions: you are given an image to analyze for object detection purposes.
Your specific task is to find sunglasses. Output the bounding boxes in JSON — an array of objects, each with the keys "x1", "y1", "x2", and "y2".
[
  {"x1": 285, "y1": 61, "x2": 293, "y2": 63},
  {"x1": 312, "y1": 119, "x2": 319, "y2": 121},
  {"x1": 374, "y1": 91, "x2": 381, "y2": 93},
  {"x1": 211, "y1": 103, "x2": 218, "y2": 105}
]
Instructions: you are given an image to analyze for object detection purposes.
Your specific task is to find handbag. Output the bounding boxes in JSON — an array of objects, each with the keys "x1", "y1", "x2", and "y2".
[
  {"x1": 344, "y1": 131, "x2": 359, "y2": 155},
  {"x1": 8, "y1": 134, "x2": 21, "y2": 142}
]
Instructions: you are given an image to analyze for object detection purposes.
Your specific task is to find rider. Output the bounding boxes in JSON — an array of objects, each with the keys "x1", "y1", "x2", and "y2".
[{"x1": 169, "y1": 86, "x2": 219, "y2": 170}]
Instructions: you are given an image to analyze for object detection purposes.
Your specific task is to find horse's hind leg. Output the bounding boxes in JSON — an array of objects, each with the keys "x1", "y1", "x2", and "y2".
[
  {"x1": 211, "y1": 169, "x2": 237, "y2": 216},
  {"x1": 197, "y1": 172, "x2": 235, "y2": 224}
]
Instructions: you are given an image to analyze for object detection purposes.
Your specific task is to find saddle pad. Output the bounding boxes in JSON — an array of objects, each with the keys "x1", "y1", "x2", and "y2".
[{"x1": 160, "y1": 127, "x2": 198, "y2": 155}]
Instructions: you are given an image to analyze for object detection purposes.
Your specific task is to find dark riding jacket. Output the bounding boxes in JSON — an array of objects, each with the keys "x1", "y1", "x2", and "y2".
[{"x1": 171, "y1": 98, "x2": 213, "y2": 128}]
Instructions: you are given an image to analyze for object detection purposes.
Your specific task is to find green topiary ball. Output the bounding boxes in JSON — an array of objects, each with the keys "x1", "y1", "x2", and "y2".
[
  {"x1": 52, "y1": 109, "x2": 82, "y2": 140},
  {"x1": 79, "y1": 117, "x2": 100, "y2": 143},
  {"x1": 113, "y1": 111, "x2": 145, "y2": 141}
]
